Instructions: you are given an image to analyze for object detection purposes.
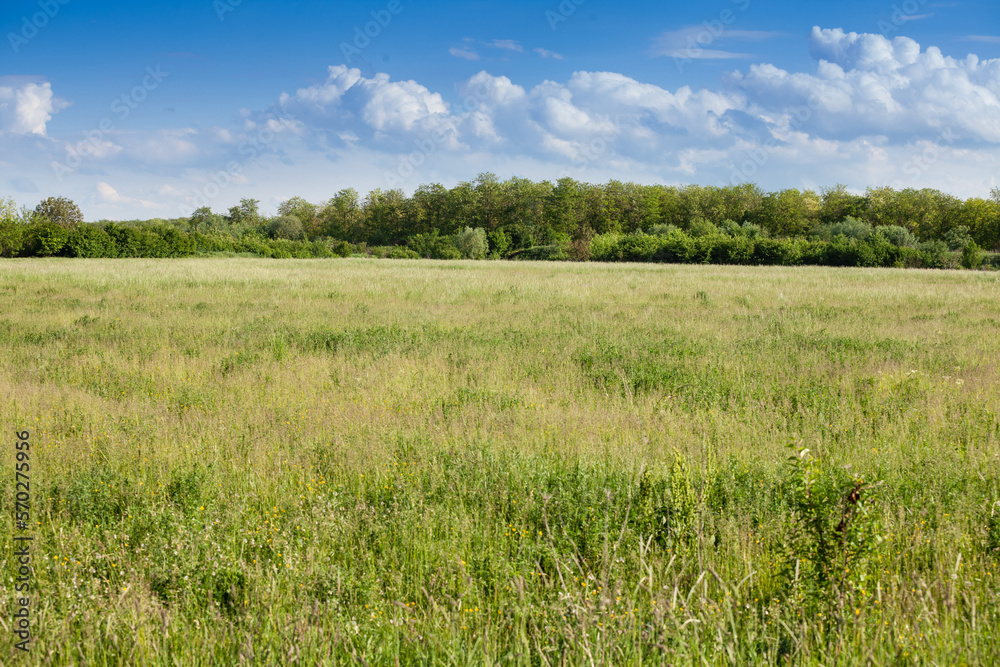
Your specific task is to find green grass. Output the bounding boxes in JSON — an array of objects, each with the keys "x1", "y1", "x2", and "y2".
[{"x1": 1, "y1": 258, "x2": 999, "y2": 665}]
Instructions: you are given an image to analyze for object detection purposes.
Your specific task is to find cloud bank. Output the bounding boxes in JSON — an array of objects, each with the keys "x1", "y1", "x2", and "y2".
[{"x1": 3, "y1": 27, "x2": 999, "y2": 219}]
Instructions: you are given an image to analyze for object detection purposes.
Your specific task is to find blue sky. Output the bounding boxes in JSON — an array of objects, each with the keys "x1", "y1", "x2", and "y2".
[{"x1": 2, "y1": 0, "x2": 999, "y2": 219}]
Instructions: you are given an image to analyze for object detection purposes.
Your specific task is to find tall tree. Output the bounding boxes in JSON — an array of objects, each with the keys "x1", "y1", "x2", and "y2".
[{"x1": 35, "y1": 196, "x2": 83, "y2": 227}]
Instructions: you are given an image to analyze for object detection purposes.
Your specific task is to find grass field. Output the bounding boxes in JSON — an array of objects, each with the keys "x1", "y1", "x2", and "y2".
[{"x1": 1, "y1": 258, "x2": 999, "y2": 665}]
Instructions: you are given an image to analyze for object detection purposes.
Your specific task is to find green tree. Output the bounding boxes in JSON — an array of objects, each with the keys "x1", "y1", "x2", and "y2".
[
  {"x1": 277, "y1": 197, "x2": 320, "y2": 237},
  {"x1": 35, "y1": 196, "x2": 83, "y2": 227},
  {"x1": 320, "y1": 189, "x2": 363, "y2": 240},
  {"x1": 226, "y1": 198, "x2": 262, "y2": 228},
  {"x1": 266, "y1": 215, "x2": 305, "y2": 240},
  {"x1": 362, "y1": 188, "x2": 409, "y2": 246},
  {"x1": 453, "y1": 227, "x2": 488, "y2": 259},
  {"x1": 819, "y1": 185, "x2": 868, "y2": 224}
]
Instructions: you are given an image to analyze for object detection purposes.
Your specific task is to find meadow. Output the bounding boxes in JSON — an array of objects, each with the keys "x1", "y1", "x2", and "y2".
[{"x1": 1, "y1": 258, "x2": 998, "y2": 665}]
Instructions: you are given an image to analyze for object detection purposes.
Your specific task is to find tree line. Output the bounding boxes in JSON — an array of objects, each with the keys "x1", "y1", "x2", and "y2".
[{"x1": 2, "y1": 176, "x2": 998, "y2": 268}]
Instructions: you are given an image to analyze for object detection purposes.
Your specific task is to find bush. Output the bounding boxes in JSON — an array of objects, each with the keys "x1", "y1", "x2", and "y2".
[
  {"x1": 961, "y1": 242, "x2": 985, "y2": 270},
  {"x1": 943, "y1": 225, "x2": 974, "y2": 251},
  {"x1": 648, "y1": 224, "x2": 680, "y2": 237},
  {"x1": 25, "y1": 221, "x2": 70, "y2": 256},
  {"x1": 487, "y1": 229, "x2": 511, "y2": 259},
  {"x1": 453, "y1": 226, "x2": 488, "y2": 259},
  {"x1": 408, "y1": 231, "x2": 462, "y2": 259},
  {"x1": 266, "y1": 215, "x2": 305, "y2": 241},
  {"x1": 877, "y1": 225, "x2": 918, "y2": 248},
  {"x1": 813, "y1": 216, "x2": 872, "y2": 242},
  {"x1": 917, "y1": 240, "x2": 949, "y2": 269},
  {"x1": 0, "y1": 221, "x2": 25, "y2": 258},
  {"x1": 65, "y1": 225, "x2": 117, "y2": 258},
  {"x1": 687, "y1": 217, "x2": 719, "y2": 238}
]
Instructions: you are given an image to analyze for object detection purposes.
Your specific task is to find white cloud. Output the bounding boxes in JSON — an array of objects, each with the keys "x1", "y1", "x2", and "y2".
[
  {"x1": 733, "y1": 27, "x2": 1000, "y2": 142},
  {"x1": 650, "y1": 27, "x2": 783, "y2": 60},
  {"x1": 10, "y1": 27, "x2": 1000, "y2": 220},
  {"x1": 96, "y1": 182, "x2": 157, "y2": 209},
  {"x1": 0, "y1": 79, "x2": 67, "y2": 135},
  {"x1": 449, "y1": 47, "x2": 480, "y2": 61},
  {"x1": 489, "y1": 39, "x2": 523, "y2": 53},
  {"x1": 534, "y1": 48, "x2": 565, "y2": 60}
]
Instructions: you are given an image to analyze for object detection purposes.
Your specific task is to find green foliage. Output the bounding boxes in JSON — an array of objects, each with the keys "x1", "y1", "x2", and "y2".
[
  {"x1": 687, "y1": 217, "x2": 719, "y2": 238},
  {"x1": 487, "y1": 229, "x2": 511, "y2": 259},
  {"x1": 781, "y1": 448, "x2": 881, "y2": 610},
  {"x1": 35, "y1": 196, "x2": 84, "y2": 227},
  {"x1": 510, "y1": 243, "x2": 570, "y2": 261},
  {"x1": 944, "y1": 225, "x2": 974, "y2": 251},
  {"x1": 813, "y1": 216, "x2": 873, "y2": 241},
  {"x1": 0, "y1": 221, "x2": 25, "y2": 257},
  {"x1": 877, "y1": 224, "x2": 919, "y2": 248},
  {"x1": 961, "y1": 241, "x2": 985, "y2": 270},
  {"x1": 634, "y1": 457, "x2": 696, "y2": 548},
  {"x1": 25, "y1": 220, "x2": 70, "y2": 256},
  {"x1": 386, "y1": 245, "x2": 420, "y2": 259},
  {"x1": 452, "y1": 226, "x2": 488, "y2": 259},
  {"x1": 648, "y1": 223, "x2": 680, "y2": 236},
  {"x1": 65, "y1": 224, "x2": 117, "y2": 258},
  {"x1": 266, "y1": 215, "x2": 305, "y2": 241},
  {"x1": 408, "y1": 230, "x2": 461, "y2": 259}
]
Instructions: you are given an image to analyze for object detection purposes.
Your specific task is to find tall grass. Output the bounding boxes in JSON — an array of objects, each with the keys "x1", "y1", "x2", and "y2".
[{"x1": 1, "y1": 258, "x2": 998, "y2": 665}]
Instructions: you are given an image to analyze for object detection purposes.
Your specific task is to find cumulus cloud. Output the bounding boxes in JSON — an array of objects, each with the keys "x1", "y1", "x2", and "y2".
[
  {"x1": 96, "y1": 182, "x2": 157, "y2": 208},
  {"x1": 12, "y1": 26, "x2": 1000, "y2": 220},
  {"x1": 0, "y1": 79, "x2": 67, "y2": 135},
  {"x1": 732, "y1": 27, "x2": 1000, "y2": 143}
]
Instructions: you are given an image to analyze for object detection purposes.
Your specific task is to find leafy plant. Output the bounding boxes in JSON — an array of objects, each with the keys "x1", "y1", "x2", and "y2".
[{"x1": 780, "y1": 447, "x2": 881, "y2": 610}]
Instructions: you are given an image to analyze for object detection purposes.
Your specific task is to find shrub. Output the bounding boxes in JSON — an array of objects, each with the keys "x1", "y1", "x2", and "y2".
[
  {"x1": 0, "y1": 221, "x2": 25, "y2": 257},
  {"x1": 266, "y1": 215, "x2": 305, "y2": 241},
  {"x1": 648, "y1": 223, "x2": 680, "y2": 237},
  {"x1": 25, "y1": 220, "x2": 70, "y2": 256},
  {"x1": 943, "y1": 225, "x2": 973, "y2": 251},
  {"x1": 408, "y1": 231, "x2": 462, "y2": 259},
  {"x1": 813, "y1": 216, "x2": 872, "y2": 242},
  {"x1": 917, "y1": 240, "x2": 949, "y2": 268},
  {"x1": 453, "y1": 226, "x2": 488, "y2": 259},
  {"x1": 487, "y1": 229, "x2": 511, "y2": 259},
  {"x1": 65, "y1": 225, "x2": 117, "y2": 258},
  {"x1": 961, "y1": 241, "x2": 985, "y2": 270},
  {"x1": 780, "y1": 448, "x2": 881, "y2": 610},
  {"x1": 877, "y1": 225, "x2": 918, "y2": 248},
  {"x1": 687, "y1": 217, "x2": 719, "y2": 238}
]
